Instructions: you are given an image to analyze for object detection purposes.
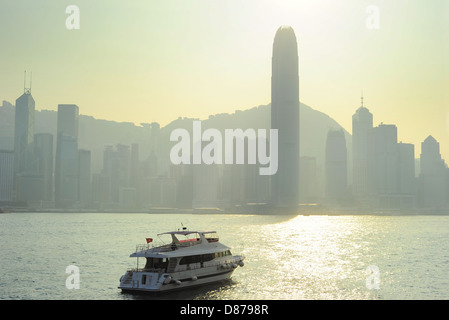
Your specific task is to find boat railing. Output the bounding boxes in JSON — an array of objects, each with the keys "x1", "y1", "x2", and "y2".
[
  {"x1": 135, "y1": 243, "x2": 175, "y2": 253},
  {"x1": 135, "y1": 239, "x2": 202, "y2": 254},
  {"x1": 135, "y1": 244, "x2": 149, "y2": 252},
  {"x1": 126, "y1": 256, "x2": 242, "y2": 274},
  {"x1": 173, "y1": 257, "x2": 242, "y2": 272},
  {"x1": 127, "y1": 267, "x2": 166, "y2": 273}
]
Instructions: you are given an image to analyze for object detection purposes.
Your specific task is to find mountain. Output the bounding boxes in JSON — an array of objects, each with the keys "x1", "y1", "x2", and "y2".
[
  {"x1": 0, "y1": 100, "x2": 352, "y2": 176},
  {"x1": 157, "y1": 103, "x2": 351, "y2": 174}
]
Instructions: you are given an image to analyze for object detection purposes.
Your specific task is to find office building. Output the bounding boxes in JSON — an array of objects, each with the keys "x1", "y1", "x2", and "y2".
[
  {"x1": 270, "y1": 26, "x2": 300, "y2": 209},
  {"x1": 55, "y1": 104, "x2": 79, "y2": 208},
  {"x1": 325, "y1": 129, "x2": 348, "y2": 201},
  {"x1": 352, "y1": 101, "x2": 373, "y2": 197}
]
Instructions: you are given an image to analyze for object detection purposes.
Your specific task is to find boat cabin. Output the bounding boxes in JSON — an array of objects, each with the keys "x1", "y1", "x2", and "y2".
[{"x1": 130, "y1": 230, "x2": 232, "y2": 273}]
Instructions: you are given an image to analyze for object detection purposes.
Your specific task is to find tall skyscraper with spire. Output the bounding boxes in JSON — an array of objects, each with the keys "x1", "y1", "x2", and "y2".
[
  {"x1": 270, "y1": 26, "x2": 300, "y2": 209},
  {"x1": 352, "y1": 95, "x2": 373, "y2": 198},
  {"x1": 14, "y1": 73, "x2": 35, "y2": 180},
  {"x1": 13, "y1": 72, "x2": 36, "y2": 202}
]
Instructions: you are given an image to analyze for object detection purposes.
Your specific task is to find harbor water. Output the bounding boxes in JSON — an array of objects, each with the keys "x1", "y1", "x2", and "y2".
[{"x1": 1, "y1": 212, "x2": 449, "y2": 300}]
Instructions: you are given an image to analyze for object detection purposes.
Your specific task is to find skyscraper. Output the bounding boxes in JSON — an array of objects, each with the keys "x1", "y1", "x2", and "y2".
[
  {"x1": 325, "y1": 129, "x2": 348, "y2": 201},
  {"x1": 270, "y1": 26, "x2": 300, "y2": 209},
  {"x1": 398, "y1": 142, "x2": 415, "y2": 209},
  {"x1": 78, "y1": 149, "x2": 91, "y2": 207},
  {"x1": 34, "y1": 133, "x2": 53, "y2": 202},
  {"x1": 13, "y1": 77, "x2": 42, "y2": 204},
  {"x1": 368, "y1": 124, "x2": 399, "y2": 191},
  {"x1": 0, "y1": 150, "x2": 14, "y2": 202},
  {"x1": 14, "y1": 87, "x2": 35, "y2": 182},
  {"x1": 352, "y1": 98, "x2": 373, "y2": 198},
  {"x1": 418, "y1": 136, "x2": 447, "y2": 209},
  {"x1": 55, "y1": 104, "x2": 79, "y2": 208},
  {"x1": 102, "y1": 144, "x2": 131, "y2": 204},
  {"x1": 367, "y1": 123, "x2": 400, "y2": 208}
]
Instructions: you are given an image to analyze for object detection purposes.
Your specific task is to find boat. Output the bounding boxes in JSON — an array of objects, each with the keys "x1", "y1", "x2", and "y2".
[{"x1": 118, "y1": 227, "x2": 245, "y2": 293}]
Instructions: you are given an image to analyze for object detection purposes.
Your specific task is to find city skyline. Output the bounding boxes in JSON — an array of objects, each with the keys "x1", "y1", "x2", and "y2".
[
  {"x1": 1, "y1": 71, "x2": 449, "y2": 212},
  {"x1": 0, "y1": 0, "x2": 448, "y2": 161}
]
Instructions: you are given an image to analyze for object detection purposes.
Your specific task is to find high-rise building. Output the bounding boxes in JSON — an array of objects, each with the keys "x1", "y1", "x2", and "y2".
[
  {"x1": 102, "y1": 144, "x2": 131, "y2": 204},
  {"x1": 34, "y1": 133, "x2": 53, "y2": 202},
  {"x1": 367, "y1": 124, "x2": 398, "y2": 195},
  {"x1": 352, "y1": 99, "x2": 373, "y2": 197},
  {"x1": 418, "y1": 136, "x2": 447, "y2": 209},
  {"x1": 325, "y1": 129, "x2": 348, "y2": 201},
  {"x1": 55, "y1": 104, "x2": 79, "y2": 208},
  {"x1": 398, "y1": 142, "x2": 416, "y2": 208},
  {"x1": 13, "y1": 88, "x2": 35, "y2": 186},
  {"x1": 78, "y1": 149, "x2": 91, "y2": 207},
  {"x1": 270, "y1": 26, "x2": 300, "y2": 209},
  {"x1": 0, "y1": 150, "x2": 14, "y2": 202},
  {"x1": 353, "y1": 100, "x2": 416, "y2": 209},
  {"x1": 0, "y1": 101, "x2": 15, "y2": 151},
  {"x1": 13, "y1": 77, "x2": 46, "y2": 205},
  {"x1": 92, "y1": 173, "x2": 109, "y2": 209},
  {"x1": 361, "y1": 120, "x2": 418, "y2": 209},
  {"x1": 98, "y1": 143, "x2": 138, "y2": 208}
]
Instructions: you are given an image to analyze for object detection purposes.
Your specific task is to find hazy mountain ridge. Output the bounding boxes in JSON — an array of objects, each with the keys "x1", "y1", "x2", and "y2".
[
  {"x1": 158, "y1": 103, "x2": 351, "y2": 172},
  {"x1": 0, "y1": 100, "x2": 352, "y2": 174}
]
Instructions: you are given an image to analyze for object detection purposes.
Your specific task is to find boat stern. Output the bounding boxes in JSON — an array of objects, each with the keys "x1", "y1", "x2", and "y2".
[{"x1": 118, "y1": 271, "x2": 170, "y2": 292}]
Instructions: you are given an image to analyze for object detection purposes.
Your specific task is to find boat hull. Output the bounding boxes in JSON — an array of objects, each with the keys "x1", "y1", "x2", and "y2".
[{"x1": 119, "y1": 269, "x2": 235, "y2": 293}]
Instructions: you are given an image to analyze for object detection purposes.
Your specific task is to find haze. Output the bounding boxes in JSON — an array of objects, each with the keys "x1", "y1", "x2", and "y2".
[{"x1": 0, "y1": 0, "x2": 448, "y2": 159}]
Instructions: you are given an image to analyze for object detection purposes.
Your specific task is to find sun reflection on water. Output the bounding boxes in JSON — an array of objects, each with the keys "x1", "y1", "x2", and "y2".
[
  {"x1": 3, "y1": 213, "x2": 448, "y2": 299},
  {"x1": 227, "y1": 215, "x2": 381, "y2": 299}
]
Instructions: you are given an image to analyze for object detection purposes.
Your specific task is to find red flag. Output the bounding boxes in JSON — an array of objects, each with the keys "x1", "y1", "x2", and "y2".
[{"x1": 146, "y1": 238, "x2": 153, "y2": 243}]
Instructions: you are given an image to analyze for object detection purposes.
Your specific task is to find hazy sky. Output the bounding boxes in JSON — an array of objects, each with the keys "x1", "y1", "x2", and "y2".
[{"x1": 0, "y1": 0, "x2": 448, "y2": 159}]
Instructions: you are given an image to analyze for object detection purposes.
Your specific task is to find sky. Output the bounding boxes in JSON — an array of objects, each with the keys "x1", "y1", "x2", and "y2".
[{"x1": 0, "y1": 0, "x2": 448, "y2": 160}]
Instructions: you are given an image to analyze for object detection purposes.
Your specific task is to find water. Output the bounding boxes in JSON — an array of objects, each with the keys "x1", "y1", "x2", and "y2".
[{"x1": 1, "y1": 212, "x2": 449, "y2": 300}]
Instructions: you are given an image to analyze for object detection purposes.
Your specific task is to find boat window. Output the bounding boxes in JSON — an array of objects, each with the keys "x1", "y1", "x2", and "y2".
[
  {"x1": 179, "y1": 255, "x2": 200, "y2": 265},
  {"x1": 178, "y1": 232, "x2": 202, "y2": 245},
  {"x1": 204, "y1": 232, "x2": 219, "y2": 243},
  {"x1": 179, "y1": 254, "x2": 215, "y2": 265},
  {"x1": 202, "y1": 253, "x2": 215, "y2": 262},
  {"x1": 144, "y1": 257, "x2": 168, "y2": 270},
  {"x1": 214, "y1": 251, "x2": 232, "y2": 258}
]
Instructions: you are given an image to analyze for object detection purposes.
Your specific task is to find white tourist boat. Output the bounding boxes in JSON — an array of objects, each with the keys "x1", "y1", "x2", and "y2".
[{"x1": 118, "y1": 228, "x2": 245, "y2": 293}]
